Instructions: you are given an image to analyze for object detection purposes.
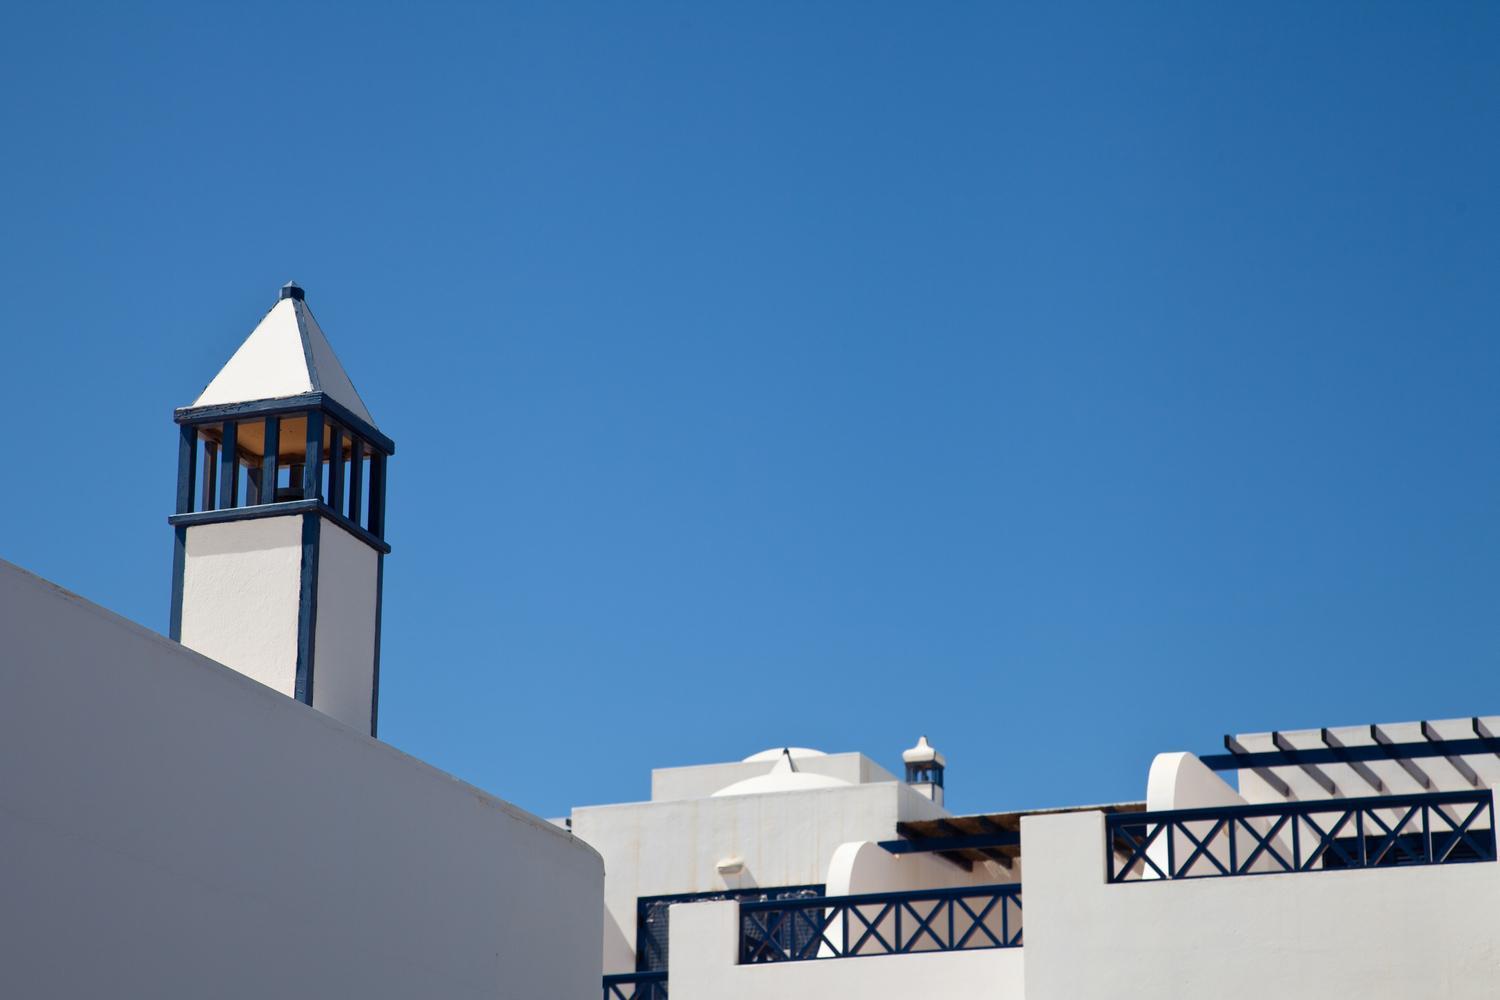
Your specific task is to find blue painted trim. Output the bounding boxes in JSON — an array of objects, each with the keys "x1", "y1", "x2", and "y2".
[
  {"x1": 303, "y1": 410, "x2": 324, "y2": 501},
  {"x1": 739, "y1": 882, "x2": 1021, "y2": 912},
  {"x1": 175, "y1": 393, "x2": 395, "y2": 456},
  {"x1": 219, "y1": 420, "x2": 239, "y2": 509},
  {"x1": 370, "y1": 551, "x2": 384, "y2": 738},
  {"x1": 322, "y1": 395, "x2": 392, "y2": 456},
  {"x1": 738, "y1": 883, "x2": 1023, "y2": 963},
  {"x1": 878, "y1": 831, "x2": 1019, "y2": 855},
  {"x1": 328, "y1": 422, "x2": 345, "y2": 515},
  {"x1": 262, "y1": 415, "x2": 281, "y2": 506},
  {"x1": 201, "y1": 440, "x2": 218, "y2": 511},
  {"x1": 294, "y1": 512, "x2": 321, "y2": 706},
  {"x1": 1119, "y1": 788, "x2": 1486, "y2": 826},
  {"x1": 292, "y1": 298, "x2": 323, "y2": 393},
  {"x1": 175, "y1": 424, "x2": 197, "y2": 515},
  {"x1": 603, "y1": 973, "x2": 668, "y2": 984},
  {"x1": 169, "y1": 525, "x2": 187, "y2": 641},
  {"x1": 168, "y1": 501, "x2": 392, "y2": 555},
  {"x1": 367, "y1": 452, "x2": 387, "y2": 538},
  {"x1": 348, "y1": 434, "x2": 365, "y2": 522},
  {"x1": 1202, "y1": 735, "x2": 1500, "y2": 772},
  {"x1": 1106, "y1": 788, "x2": 1495, "y2": 883}
]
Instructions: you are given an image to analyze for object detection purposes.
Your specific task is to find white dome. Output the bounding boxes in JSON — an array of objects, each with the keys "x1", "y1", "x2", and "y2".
[
  {"x1": 714, "y1": 749, "x2": 849, "y2": 797},
  {"x1": 742, "y1": 747, "x2": 827, "y2": 763}
]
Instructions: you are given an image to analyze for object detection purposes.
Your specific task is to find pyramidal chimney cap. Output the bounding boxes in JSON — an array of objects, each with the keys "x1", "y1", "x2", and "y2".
[{"x1": 280, "y1": 281, "x2": 305, "y2": 301}]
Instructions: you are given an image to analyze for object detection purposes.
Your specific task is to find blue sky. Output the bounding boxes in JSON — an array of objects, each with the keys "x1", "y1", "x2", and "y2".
[{"x1": 3, "y1": 3, "x2": 1498, "y2": 819}]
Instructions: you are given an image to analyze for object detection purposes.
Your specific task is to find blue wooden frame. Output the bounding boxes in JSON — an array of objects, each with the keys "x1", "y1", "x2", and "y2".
[
  {"x1": 1202, "y1": 729, "x2": 1500, "y2": 773},
  {"x1": 635, "y1": 885, "x2": 823, "y2": 973},
  {"x1": 1106, "y1": 789, "x2": 1496, "y2": 883},
  {"x1": 603, "y1": 971, "x2": 667, "y2": 1000},
  {"x1": 739, "y1": 883, "x2": 1022, "y2": 963},
  {"x1": 174, "y1": 391, "x2": 394, "y2": 456},
  {"x1": 168, "y1": 393, "x2": 394, "y2": 737}
]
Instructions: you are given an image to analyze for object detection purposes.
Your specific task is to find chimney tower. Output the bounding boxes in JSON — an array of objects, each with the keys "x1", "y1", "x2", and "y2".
[{"x1": 168, "y1": 283, "x2": 393, "y2": 735}]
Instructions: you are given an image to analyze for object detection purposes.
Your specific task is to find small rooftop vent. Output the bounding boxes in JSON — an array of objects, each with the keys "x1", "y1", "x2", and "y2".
[{"x1": 903, "y1": 735, "x2": 946, "y2": 806}]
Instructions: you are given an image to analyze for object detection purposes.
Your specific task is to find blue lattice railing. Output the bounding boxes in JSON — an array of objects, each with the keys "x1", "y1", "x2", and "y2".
[
  {"x1": 603, "y1": 970, "x2": 667, "y2": 1000},
  {"x1": 1107, "y1": 789, "x2": 1496, "y2": 883},
  {"x1": 739, "y1": 883, "x2": 1022, "y2": 963}
]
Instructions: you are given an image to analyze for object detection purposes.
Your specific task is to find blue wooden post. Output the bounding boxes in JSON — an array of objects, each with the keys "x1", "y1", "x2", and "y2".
[
  {"x1": 175, "y1": 423, "x2": 197, "y2": 514},
  {"x1": 368, "y1": 451, "x2": 387, "y2": 537},
  {"x1": 303, "y1": 410, "x2": 324, "y2": 501},
  {"x1": 328, "y1": 422, "x2": 345, "y2": 514},
  {"x1": 262, "y1": 416, "x2": 280, "y2": 505},
  {"x1": 218, "y1": 420, "x2": 239, "y2": 509},
  {"x1": 348, "y1": 436, "x2": 365, "y2": 522},
  {"x1": 201, "y1": 440, "x2": 218, "y2": 512}
]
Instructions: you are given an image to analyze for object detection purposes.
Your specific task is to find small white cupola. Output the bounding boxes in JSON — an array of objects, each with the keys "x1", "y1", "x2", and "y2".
[{"x1": 903, "y1": 735, "x2": 946, "y2": 806}]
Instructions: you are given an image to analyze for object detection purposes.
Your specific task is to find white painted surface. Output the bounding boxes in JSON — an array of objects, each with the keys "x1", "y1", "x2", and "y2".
[
  {"x1": 0, "y1": 559, "x2": 602, "y2": 999},
  {"x1": 574, "y1": 778, "x2": 947, "y2": 973},
  {"x1": 192, "y1": 296, "x2": 375, "y2": 426},
  {"x1": 743, "y1": 747, "x2": 827, "y2": 762},
  {"x1": 667, "y1": 899, "x2": 1025, "y2": 1000},
  {"x1": 651, "y1": 752, "x2": 896, "y2": 802},
  {"x1": 311, "y1": 518, "x2": 379, "y2": 732},
  {"x1": 298, "y1": 299, "x2": 376, "y2": 425},
  {"x1": 825, "y1": 840, "x2": 1015, "y2": 897},
  {"x1": 179, "y1": 515, "x2": 303, "y2": 697},
  {"x1": 713, "y1": 751, "x2": 851, "y2": 797},
  {"x1": 1022, "y1": 798, "x2": 1500, "y2": 1000}
]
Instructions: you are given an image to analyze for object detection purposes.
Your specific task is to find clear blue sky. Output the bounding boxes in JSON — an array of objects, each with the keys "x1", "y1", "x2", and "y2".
[{"x1": 3, "y1": 3, "x2": 1498, "y2": 819}]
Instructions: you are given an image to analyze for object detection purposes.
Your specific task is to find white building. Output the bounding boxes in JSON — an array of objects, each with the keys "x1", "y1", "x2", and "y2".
[
  {"x1": 0, "y1": 285, "x2": 603, "y2": 999},
  {"x1": 577, "y1": 725, "x2": 1500, "y2": 1000},
  {"x1": 3, "y1": 283, "x2": 1497, "y2": 1000}
]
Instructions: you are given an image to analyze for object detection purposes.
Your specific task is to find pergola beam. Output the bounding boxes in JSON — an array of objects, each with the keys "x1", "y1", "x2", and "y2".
[
  {"x1": 1422, "y1": 721, "x2": 1480, "y2": 787},
  {"x1": 1320, "y1": 728, "x2": 1385, "y2": 793},
  {"x1": 1272, "y1": 731, "x2": 1337, "y2": 795},
  {"x1": 1372, "y1": 724, "x2": 1432, "y2": 789},
  {"x1": 1222, "y1": 735, "x2": 1291, "y2": 797}
]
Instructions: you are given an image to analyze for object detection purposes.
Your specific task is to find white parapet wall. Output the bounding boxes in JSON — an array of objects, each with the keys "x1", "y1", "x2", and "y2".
[
  {"x1": 0, "y1": 559, "x2": 603, "y2": 1000},
  {"x1": 574, "y1": 777, "x2": 948, "y2": 972},
  {"x1": 667, "y1": 899, "x2": 1026, "y2": 1000},
  {"x1": 1021, "y1": 791, "x2": 1500, "y2": 1000}
]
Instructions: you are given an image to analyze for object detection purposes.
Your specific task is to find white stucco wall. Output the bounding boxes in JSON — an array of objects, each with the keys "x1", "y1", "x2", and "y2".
[
  {"x1": 1021, "y1": 797, "x2": 1500, "y2": 999},
  {"x1": 311, "y1": 518, "x2": 379, "y2": 732},
  {"x1": 0, "y1": 559, "x2": 602, "y2": 1000},
  {"x1": 179, "y1": 514, "x2": 303, "y2": 696},
  {"x1": 574, "y1": 780, "x2": 944, "y2": 973},
  {"x1": 826, "y1": 840, "x2": 1015, "y2": 897},
  {"x1": 667, "y1": 899, "x2": 1025, "y2": 1000}
]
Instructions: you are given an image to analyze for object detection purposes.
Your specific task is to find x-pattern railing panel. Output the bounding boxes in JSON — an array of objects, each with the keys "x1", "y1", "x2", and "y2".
[
  {"x1": 740, "y1": 884, "x2": 1022, "y2": 963},
  {"x1": 1107, "y1": 790, "x2": 1495, "y2": 884},
  {"x1": 602, "y1": 972, "x2": 667, "y2": 1000}
]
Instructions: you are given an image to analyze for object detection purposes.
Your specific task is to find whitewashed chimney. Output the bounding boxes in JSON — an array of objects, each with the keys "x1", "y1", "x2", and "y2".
[{"x1": 168, "y1": 283, "x2": 392, "y2": 736}]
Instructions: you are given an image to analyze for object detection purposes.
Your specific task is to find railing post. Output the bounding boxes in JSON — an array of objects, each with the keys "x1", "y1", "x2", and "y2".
[
  {"x1": 1423, "y1": 800, "x2": 1433, "y2": 863},
  {"x1": 1357, "y1": 806, "x2": 1366, "y2": 867}
]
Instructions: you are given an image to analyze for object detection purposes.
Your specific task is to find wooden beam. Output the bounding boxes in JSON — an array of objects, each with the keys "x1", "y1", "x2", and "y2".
[
  {"x1": 1320, "y1": 728, "x2": 1384, "y2": 793},
  {"x1": 1422, "y1": 721, "x2": 1480, "y2": 787},
  {"x1": 1223, "y1": 735, "x2": 1291, "y2": 797},
  {"x1": 1372, "y1": 724, "x2": 1432, "y2": 789}
]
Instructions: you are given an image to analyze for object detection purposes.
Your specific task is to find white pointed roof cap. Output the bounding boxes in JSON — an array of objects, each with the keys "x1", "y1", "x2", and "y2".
[
  {"x1": 189, "y1": 282, "x2": 377, "y2": 428},
  {"x1": 903, "y1": 735, "x2": 945, "y2": 767}
]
